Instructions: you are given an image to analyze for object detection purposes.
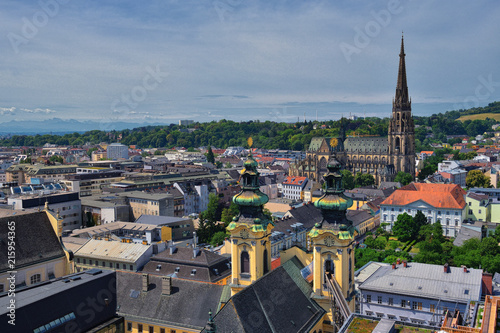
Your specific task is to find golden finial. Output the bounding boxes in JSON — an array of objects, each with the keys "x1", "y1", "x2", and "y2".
[{"x1": 247, "y1": 137, "x2": 253, "y2": 148}]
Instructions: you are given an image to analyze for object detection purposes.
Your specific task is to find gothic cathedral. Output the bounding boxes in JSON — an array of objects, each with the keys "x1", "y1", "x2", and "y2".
[{"x1": 291, "y1": 36, "x2": 416, "y2": 184}]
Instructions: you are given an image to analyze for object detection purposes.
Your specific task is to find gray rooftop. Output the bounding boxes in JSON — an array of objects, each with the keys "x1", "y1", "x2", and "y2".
[
  {"x1": 135, "y1": 215, "x2": 191, "y2": 225},
  {"x1": 360, "y1": 262, "x2": 483, "y2": 303}
]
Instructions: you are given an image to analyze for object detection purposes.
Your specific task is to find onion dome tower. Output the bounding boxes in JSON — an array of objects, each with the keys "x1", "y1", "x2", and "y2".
[
  {"x1": 227, "y1": 148, "x2": 274, "y2": 296},
  {"x1": 309, "y1": 156, "x2": 357, "y2": 313}
]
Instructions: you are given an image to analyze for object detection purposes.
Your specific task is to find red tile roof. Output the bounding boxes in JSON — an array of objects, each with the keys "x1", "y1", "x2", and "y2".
[
  {"x1": 283, "y1": 176, "x2": 307, "y2": 186},
  {"x1": 381, "y1": 183, "x2": 466, "y2": 209}
]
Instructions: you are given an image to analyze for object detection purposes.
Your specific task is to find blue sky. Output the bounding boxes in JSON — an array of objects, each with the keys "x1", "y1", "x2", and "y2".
[{"x1": 0, "y1": 0, "x2": 499, "y2": 125}]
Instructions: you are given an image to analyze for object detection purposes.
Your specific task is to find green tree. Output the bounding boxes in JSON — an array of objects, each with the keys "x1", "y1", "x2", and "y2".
[
  {"x1": 49, "y1": 155, "x2": 64, "y2": 164},
  {"x1": 210, "y1": 231, "x2": 227, "y2": 247},
  {"x1": 206, "y1": 146, "x2": 215, "y2": 164},
  {"x1": 466, "y1": 170, "x2": 491, "y2": 189},
  {"x1": 355, "y1": 172, "x2": 375, "y2": 187},
  {"x1": 392, "y1": 213, "x2": 418, "y2": 242},
  {"x1": 225, "y1": 162, "x2": 233, "y2": 168},
  {"x1": 394, "y1": 171, "x2": 413, "y2": 186},
  {"x1": 341, "y1": 170, "x2": 355, "y2": 190}
]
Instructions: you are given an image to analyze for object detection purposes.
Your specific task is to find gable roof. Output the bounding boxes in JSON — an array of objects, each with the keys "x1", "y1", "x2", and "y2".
[
  {"x1": 283, "y1": 176, "x2": 307, "y2": 186},
  {"x1": 380, "y1": 183, "x2": 466, "y2": 209},
  {"x1": 0, "y1": 211, "x2": 66, "y2": 273},
  {"x1": 206, "y1": 258, "x2": 325, "y2": 332}
]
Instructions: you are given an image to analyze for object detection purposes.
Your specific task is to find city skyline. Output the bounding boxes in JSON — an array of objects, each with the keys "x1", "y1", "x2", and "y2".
[{"x1": 0, "y1": 1, "x2": 499, "y2": 127}]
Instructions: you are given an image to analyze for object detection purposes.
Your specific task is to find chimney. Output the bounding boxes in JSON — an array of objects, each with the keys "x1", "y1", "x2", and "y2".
[
  {"x1": 396, "y1": 258, "x2": 401, "y2": 265},
  {"x1": 444, "y1": 263, "x2": 449, "y2": 273},
  {"x1": 142, "y1": 273, "x2": 149, "y2": 292},
  {"x1": 162, "y1": 276, "x2": 172, "y2": 295},
  {"x1": 403, "y1": 260, "x2": 407, "y2": 268},
  {"x1": 463, "y1": 265, "x2": 468, "y2": 273},
  {"x1": 392, "y1": 262, "x2": 396, "y2": 269}
]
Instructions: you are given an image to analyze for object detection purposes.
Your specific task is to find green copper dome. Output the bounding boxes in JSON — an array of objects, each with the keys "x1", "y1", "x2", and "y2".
[
  {"x1": 313, "y1": 157, "x2": 353, "y2": 228},
  {"x1": 230, "y1": 153, "x2": 272, "y2": 227}
]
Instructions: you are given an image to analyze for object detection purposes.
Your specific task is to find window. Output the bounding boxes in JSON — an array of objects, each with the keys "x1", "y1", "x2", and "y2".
[
  {"x1": 446, "y1": 219, "x2": 449, "y2": 226},
  {"x1": 376, "y1": 313, "x2": 384, "y2": 318},
  {"x1": 102, "y1": 261, "x2": 105, "y2": 266},
  {"x1": 138, "y1": 324, "x2": 143, "y2": 333},
  {"x1": 469, "y1": 210, "x2": 473, "y2": 214},
  {"x1": 160, "y1": 330, "x2": 165, "y2": 333},
  {"x1": 401, "y1": 299, "x2": 406, "y2": 308},
  {"x1": 366, "y1": 294, "x2": 371, "y2": 303},
  {"x1": 388, "y1": 298, "x2": 393, "y2": 306},
  {"x1": 468, "y1": 202, "x2": 471, "y2": 206},
  {"x1": 170, "y1": 330, "x2": 176, "y2": 333},
  {"x1": 388, "y1": 315, "x2": 396, "y2": 320},
  {"x1": 479, "y1": 209, "x2": 482, "y2": 214},
  {"x1": 76, "y1": 258, "x2": 80, "y2": 263},
  {"x1": 89, "y1": 260, "x2": 93, "y2": 265},
  {"x1": 83, "y1": 259, "x2": 86, "y2": 264},
  {"x1": 149, "y1": 326, "x2": 154, "y2": 333},
  {"x1": 377, "y1": 296, "x2": 382, "y2": 304},
  {"x1": 412, "y1": 301, "x2": 422, "y2": 310},
  {"x1": 130, "y1": 265, "x2": 133, "y2": 271},
  {"x1": 430, "y1": 304, "x2": 435, "y2": 313},
  {"x1": 95, "y1": 261, "x2": 98, "y2": 266},
  {"x1": 127, "y1": 322, "x2": 132, "y2": 331},
  {"x1": 0, "y1": 284, "x2": 4, "y2": 293},
  {"x1": 455, "y1": 220, "x2": 459, "y2": 226},
  {"x1": 241, "y1": 251, "x2": 250, "y2": 274},
  {"x1": 438, "y1": 211, "x2": 441, "y2": 215},
  {"x1": 109, "y1": 262, "x2": 113, "y2": 268},
  {"x1": 30, "y1": 274, "x2": 41, "y2": 285}
]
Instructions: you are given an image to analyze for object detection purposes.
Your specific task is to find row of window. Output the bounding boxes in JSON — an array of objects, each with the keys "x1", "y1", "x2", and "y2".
[
  {"x1": 383, "y1": 207, "x2": 460, "y2": 216},
  {"x1": 366, "y1": 295, "x2": 436, "y2": 312},
  {"x1": 33, "y1": 312, "x2": 76, "y2": 333},
  {"x1": 127, "y1": 322, "x2": 188, "y2": 333},
  {"x1": 76, "y1": 258, "x2": 134, "y2": 271}
]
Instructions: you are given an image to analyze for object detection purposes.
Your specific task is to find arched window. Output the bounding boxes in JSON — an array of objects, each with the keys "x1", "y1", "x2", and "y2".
[
  {"x1": 241, "y1": 251, "x2": 250, "y2": 274},
  {"x1": 395, "y1": 137, "x2": 400, "y2": 151},
  {"x1": 263, "y1": 249, "x2": 269, "y2": 274},
  {"x1": 30, "y1": 274, "x2": 41, "y2": 285}
]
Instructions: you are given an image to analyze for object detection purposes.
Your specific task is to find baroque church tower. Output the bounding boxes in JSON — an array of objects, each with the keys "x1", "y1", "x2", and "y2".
[
  {"x1": 387, "y1": 35, "x2": 415, "y2": 180},
  {"x1": 227, "y1": 153, "x2": 273, "y2": 296}
]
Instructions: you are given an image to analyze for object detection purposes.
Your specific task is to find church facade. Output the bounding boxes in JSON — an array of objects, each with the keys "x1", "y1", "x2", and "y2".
[{"x1": 290, "y1": 36, "x2": 415, "y2": 184}]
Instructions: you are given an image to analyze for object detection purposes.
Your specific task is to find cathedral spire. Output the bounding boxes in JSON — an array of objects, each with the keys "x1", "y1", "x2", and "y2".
[{"x1": 394, "y1": 34, "x2": 410, "y2": 110}]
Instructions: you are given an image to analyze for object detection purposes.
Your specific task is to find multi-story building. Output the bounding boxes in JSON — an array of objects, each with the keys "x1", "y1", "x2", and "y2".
[
  {"x1": 74, "y1": 239, "x2": 156, "y2": 272},
  {"x1": 135, "y1": 215, "x2": 194, "y2": 240},
  {"x1": 7, "y1": 191, "x2": 81, "y2": 231},
  {"x1": 282, "y1": 176, "x2": 308, "y2": 201},
  {"x1": 174, "y1": 182, "x2": 209, "y2": 215},
  {"x1": 126, "y1": 191, "x2": 175, "y2": 219},
  {"x1": 466, "y1": 192, "x2": 490, "y2": 222},
  {"x1": 117, "y1": 271, "x2": 225, "y2": 333},
  {"x1": 467, "y1": 187, "x2": 500, "y2": 223},
  {"x1": 0, "y1": 269, "x2": 120, "y2": 333},
  {"x1": 380, "y1": 183, "x2": 466, "y2": 237},
  {"x1": 359, "y1": 261, "x2": 483, "y2": 327},
  {"x1": 63, "y1": 170, "x2": 125, "y2": 197},
  {"x1": 0, "y1": 210, "x2": 74, "y2": 293},
  {"x1": 107, "y1": 143, "x2": 129, "y2": 160},
  {"x1": 5, "y1": 164, "x2": 78, "y2": 185},
  {"x1": 142, "y1": 243, "x2": 232, "y2": 285},
  {"x1": 81, "y1": 195, "x2": 130, "y2": 226}
]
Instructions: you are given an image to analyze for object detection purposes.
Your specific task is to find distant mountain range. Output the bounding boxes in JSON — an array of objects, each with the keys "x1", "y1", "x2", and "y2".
[{"x1": 0, "y1": 118, "x2": 168, "y2": 135}]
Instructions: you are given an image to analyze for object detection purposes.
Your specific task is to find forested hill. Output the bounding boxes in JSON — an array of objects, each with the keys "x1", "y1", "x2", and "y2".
[{"x1": 0, "y1": 102, "x2": 499, "y2": 150}]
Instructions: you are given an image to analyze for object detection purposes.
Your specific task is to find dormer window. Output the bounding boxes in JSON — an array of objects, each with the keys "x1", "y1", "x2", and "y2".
[
  {"x1": 175, "y1": 267, "x2": 180, "y2": 273},
  {"x1": 191, "y1": 269, "x2": 196, "y2": 276}
]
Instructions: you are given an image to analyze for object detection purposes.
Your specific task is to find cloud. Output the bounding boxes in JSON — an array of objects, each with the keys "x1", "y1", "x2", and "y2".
[
  {"x1": 20, "y1": 108, "x2": 57, "y2": 114},
  {"x1": 0, "y1": 107, "x2": 16, "y2": 115}
]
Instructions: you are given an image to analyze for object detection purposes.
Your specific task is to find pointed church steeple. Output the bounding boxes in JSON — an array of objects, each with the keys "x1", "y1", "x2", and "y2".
[{"x1": 394, "y1": 34, "x2": 410, "y2": 110}]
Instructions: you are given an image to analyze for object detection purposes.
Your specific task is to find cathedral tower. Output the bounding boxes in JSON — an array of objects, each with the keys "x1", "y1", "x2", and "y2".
[
  {"x1": 227, "y1": 153, "x2": 273, "y2": 296},
  {"x1": 309, "y1": 157, "x2": 357, "y2": 320},
  {"x1": 388, "y1": 35, "x2": 415, "y2": 178}
]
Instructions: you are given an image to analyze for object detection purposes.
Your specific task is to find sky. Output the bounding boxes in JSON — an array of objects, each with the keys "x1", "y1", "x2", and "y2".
[{"x1": 0, "y1": 0, "x2": 499, "y2": 127}]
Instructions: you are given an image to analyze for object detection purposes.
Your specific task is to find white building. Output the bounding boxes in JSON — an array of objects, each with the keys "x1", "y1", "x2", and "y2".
[
  {"x1": 380, "y1": 183, "x2": 466, "y2": 237},
  {"x1": 174, "y1": 182, "x2": 209, "y2": 215},
  {"x1": 281, "y1": 176, "x2": 308, "y2": 201},
  {"x1": 107, "y1": 143, "x2": 129, "y2": 160},
  {"x1": 358, "y1": 261, "x2": 482, "y2": 328}
]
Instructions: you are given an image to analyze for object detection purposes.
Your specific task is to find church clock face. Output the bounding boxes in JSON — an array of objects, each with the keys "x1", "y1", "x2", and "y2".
[
  {"x1": 329, "y1": 138, "x2": 338, "y2": 148},
  {"x1": 240, "y1": 229, "x2": 249, "y2": 239},
  {"x1": 324, "y1": 235, "x2": 334, "y2": 247}
]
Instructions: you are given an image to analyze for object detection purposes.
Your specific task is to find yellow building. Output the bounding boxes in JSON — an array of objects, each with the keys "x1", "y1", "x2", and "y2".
[{"x1": 0, "y1": 209, "x2": 73, "y2": 293}]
